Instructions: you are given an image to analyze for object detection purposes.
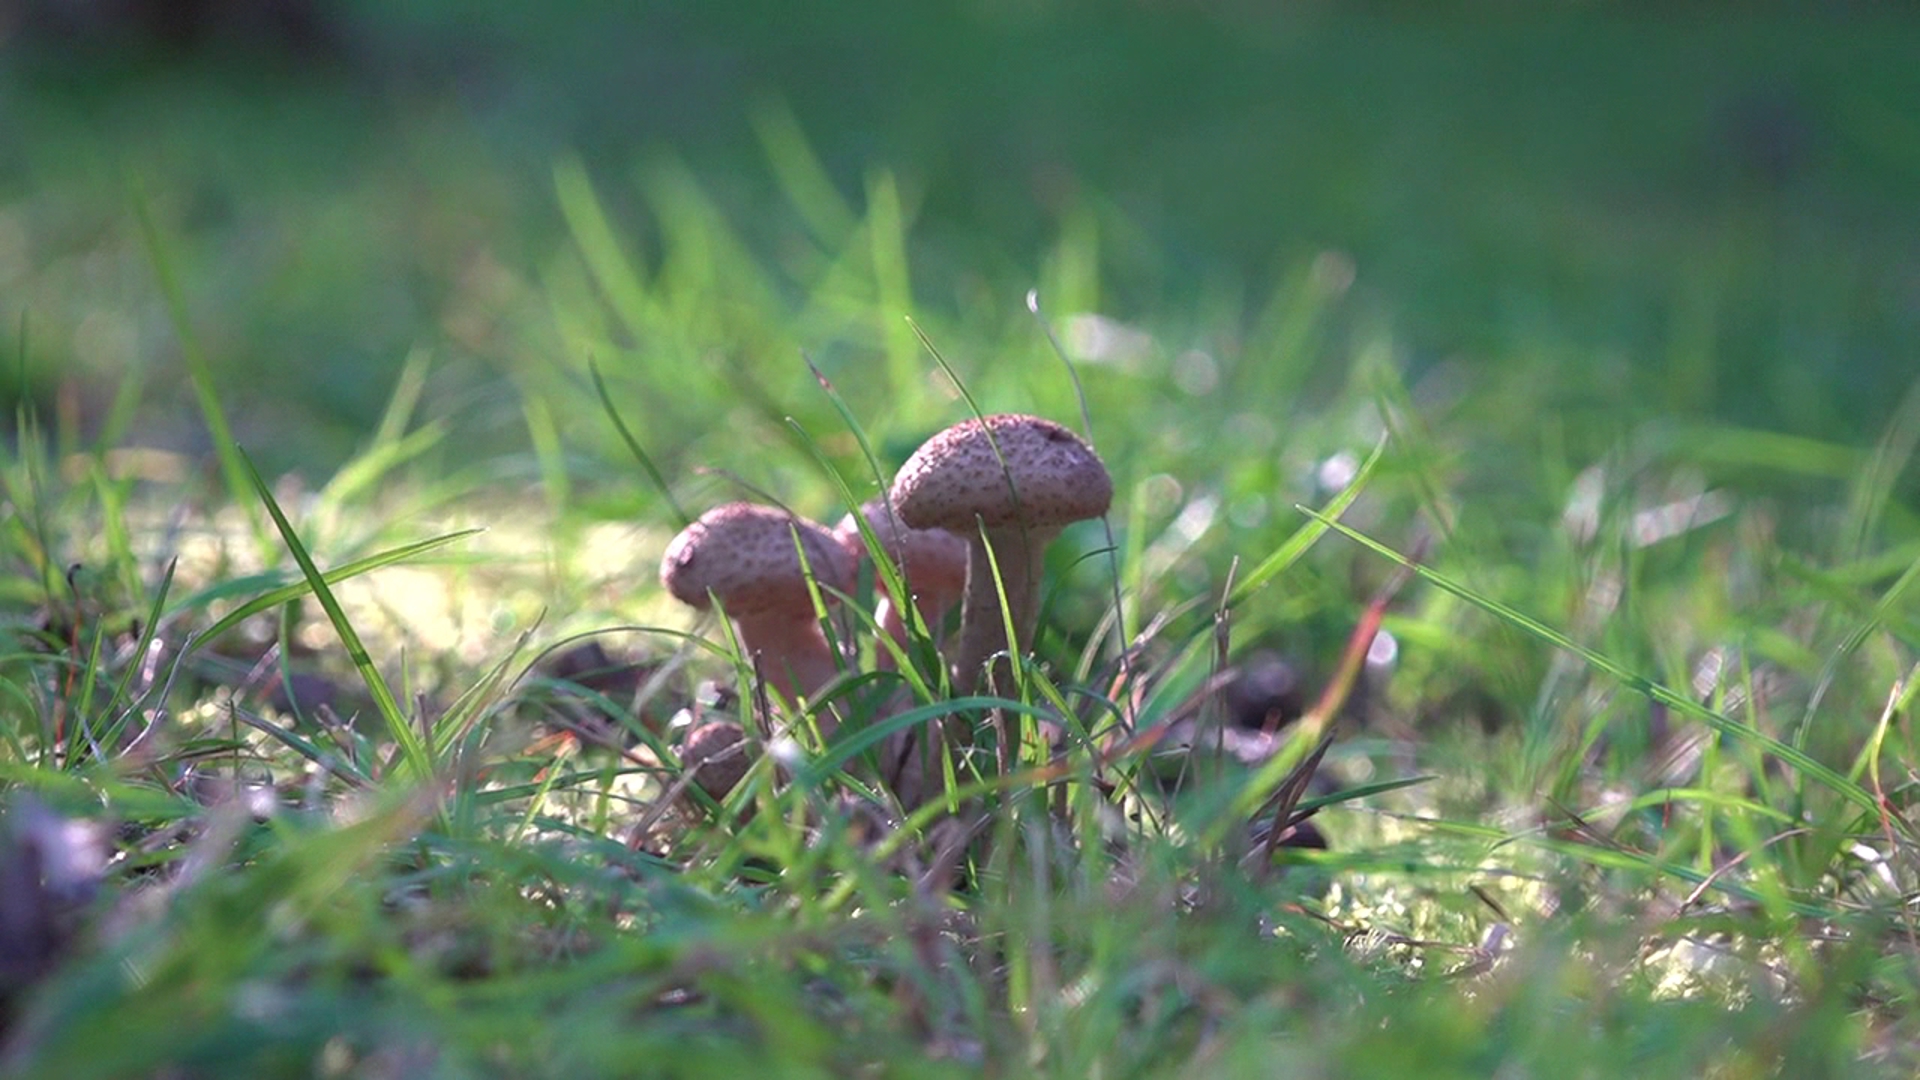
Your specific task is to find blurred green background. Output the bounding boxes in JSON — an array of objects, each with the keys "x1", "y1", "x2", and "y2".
[{"x1": 2, "y1": 2, "x2": 1917, "y2": 481}]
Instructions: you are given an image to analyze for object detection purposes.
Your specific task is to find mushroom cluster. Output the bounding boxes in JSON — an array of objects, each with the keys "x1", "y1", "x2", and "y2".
[{"x1": 657, "y1": 413, "x2": 1112, "y2": 803}]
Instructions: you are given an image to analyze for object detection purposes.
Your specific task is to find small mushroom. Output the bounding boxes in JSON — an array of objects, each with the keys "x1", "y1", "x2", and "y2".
[
  {"x1": 833, "y1": 498, "x2": 970, "y2": 669},
  {"x1": 659, "y1": 502, "x2": 855, "y2": 707},
  {"x1": 678, "y1": 720, "x2": 750, "y2": 802},
  {"x1": 890, "y1": 414, "x2": 1112, "y2": 695}
]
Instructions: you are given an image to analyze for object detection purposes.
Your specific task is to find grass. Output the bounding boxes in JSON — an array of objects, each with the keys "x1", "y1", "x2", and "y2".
[{"x1": 1, "y1": 6, "x2": 1919, "y2": 1078}]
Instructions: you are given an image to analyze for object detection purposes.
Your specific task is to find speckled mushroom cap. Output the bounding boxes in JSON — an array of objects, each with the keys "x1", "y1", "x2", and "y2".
[
  {"x1": 834, "y1": 498, "x2": 970, "y2": 593},
  {"x1": 660, "y1": 502, "x2": 855, "y2": 618},
  {"x1": 679, "y1": 720, "x2": 749, "y2": 800},
  {"x1": 891, "y1": 414, "x2": 1113, "y2": 532}
]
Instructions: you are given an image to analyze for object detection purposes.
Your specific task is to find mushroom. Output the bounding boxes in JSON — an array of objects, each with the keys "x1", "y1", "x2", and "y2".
[
  {"x1": 890, "y1": 414, "x2": 1112, "y2": 696},
  {"x1": 833, "y1": 498, "x2": 969, "y2": 669},
  {"x1": 678, "y1": 720, "x2": 750, "y2": 803},
  {"x1": 659, "y1": 502, "x2": 855, "y2": 707}
]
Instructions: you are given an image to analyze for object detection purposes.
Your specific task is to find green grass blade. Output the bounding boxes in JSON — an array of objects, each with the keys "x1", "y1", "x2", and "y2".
[
  {"x1": 799, "y1": 354, "x2": 890, "y2": 498},
  {"x1": 1664, "y1": 424, "x2": 1863, "y2": 479},
  {"x1": 86, "y1": 458, "x2": 144, "y2": 607},
  {"x1": 88, "y1": 364, "x2": 148, "y2": 461},
  {"x1": 1791, "y1": 543, "x2": 1920, "y2": 750},
  {"x1": 866, "y1": 170, "x2": 920, "y2": 402},
  {"x1": 796, "y1": 695, "x2": 1046, "y2": 787},
  {"x1": 1289, "y1": 774, "x2": 1436, "y2": 817},
  {"x1": 240, "y1": 448, "x2": 436, "y2": 782},
  {"x1": 750, "y1": 97, "x2": 856, "y2": 245},
  {"x1": 128, "y1": 174, "x2": 268, "y2": 558},
  {"x1": 522, "y1": 393, "x2": 571, "y2": 515},
  {"x1": 789, "y1": 365, "x2": 931, "y2": 680},
  {"x1": 589, "y1": 358, "x2": 689, "y2": 528},
  {"x1": 553, "y1": 155, "x2": 652, "y2": 341},
  {"x1": 1027, "y1": 289, "x2": 1134, "y2": 674},
  {"x1": 1307, "y1": 509, "x2": 1881, "y2": 817},
  {"x1": 318, "y1": 421, "x2": 447, "y2": 512},
  {"x1": 370, "y1": 346, "x2": 433, "y2": 450},
  {"x1": 1226, "y1": 434, "x2": 1385, "y2": 609},
  {"x1": 908, "y1": 316, "x2": 987, "y2": 423},
  {"x1": 1365, "y1": 354, "x2": 1457, "y2": 541},
  {"x1": 432, "y1": 630, "x2": 529, "y2": 760},
  {"x1": 94, "y1": 556, "x2": 177, "y2": 741},
  {"x1": 68, "y1": 621, "x2": 110, "y2": 765},
  {"x1": 227, "y1": 703, "x2": 373, "y2": 788},
  {"x1": 1839, "y1": 379, "x2": 1920, "y2": 558},
  {"x1": 179, "y1": 529, "x2": 485, "y2": 644}
]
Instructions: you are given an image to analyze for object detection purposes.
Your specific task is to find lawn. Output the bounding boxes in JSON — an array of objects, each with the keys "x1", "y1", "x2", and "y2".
[{"x1": 1, "y1": 4, "x2": 1918, "y2": 1077}]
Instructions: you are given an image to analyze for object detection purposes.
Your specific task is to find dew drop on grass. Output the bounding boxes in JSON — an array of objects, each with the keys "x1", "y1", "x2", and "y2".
[
  {"x1": 1316, "y1": 450, "x2": 1360, "y2": 495},
  {"x1": 1366, "y1": 629, "x2": 1398, "y2": 671}
]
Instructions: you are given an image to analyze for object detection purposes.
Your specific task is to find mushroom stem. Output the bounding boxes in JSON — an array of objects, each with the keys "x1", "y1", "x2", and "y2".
[
  {"x1": 950, "y1": 522, "x2": 1060, "y2": 697},
  {"x1": 732, "y1": 610, "x2": 841, "y2": 717},
  {"x1": 875, "y1": 577, "x2": 965, "y2": 671},
  {"x1": 876, "y1": 687, "x2": 937, "y2": 809}
]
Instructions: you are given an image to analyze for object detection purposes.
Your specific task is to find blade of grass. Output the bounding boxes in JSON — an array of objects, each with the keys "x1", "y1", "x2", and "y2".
[
  {"x1": 796, "y1": 695, "x2": 1049, "y2": 788},
  {"x1": 179, "y1": 529, "x2": 484, "y2": 644},
  {"x1": 8, "y1": 391, "x2": 57, "y2": 588},
  {"x1": 522, "y1": 393, "x2": 571, "y2": 515},
  {"x1": 781, "y1": 406, "x2": 930, "y2": 696},
  {"x1": 1029, "y1": 288, "x2": 1135, "y2": 699},
  {"x1": 68, "y1": 620, "x2": 111, "y2": 766},
  {"x1": 318, "y1": 421, "x2": 447, "y2": 513},
  {"x1": 1790, "y1": 534, "x2": 1920, "y2": 752},
  {"x1": 588, "y1": 358, "x2": 689, "y2": 528},
  {"x1": 1365, "y1": 350, "x2": 1457, "y2": 541},
  {"x1": 1841, "y1": 379, "x2": 1920, "y2": 559},
  {"x1": 433, "y1": 627, "x2": 536, "y2": 761},
  {"x1": 240, "y1": 448, "x2": 436, "y2": 782},
  {"x1": 1415, "y1": 814, "x2": 1839, "y2": 919},
  {"x1": 85, "y1": 458, "x2": 143, "y2": 608},
  {"x1": 799, "y1": 353, "x2": 890, "y2": 498},
  {"x1": 1308, "y1": 508, "x2": 1883, "y2": 819},
  {"x1": 1223, "y1": 559, "x2": 1403, "y2": 827},
  {"x1": 908, "y1": 316, "x2": 986, "y2": 424},
  {"x1": 226, "y1": 702, "x2": 373, "y2": 789},
  {"x1": 1662, "y1": 424, "x2": 1863, "y2": 479},
  {"x1": 92, "y1": 557, "x2": 176, "y2": 744},
  {"x1": 128, "y1": 174, "x2": 268, "y2": 559},
  {"x1": 1225, "y1": 434, "x2": 1386, "y2": 609},
  {"x1": 371, "y1": 347, "x2": 432, "y2": 450},
  {"x1": 86, "y1": 362, "x2": 148, "y2": 463},
  {"x1": 554, "y1": 155, "x2": 653, "y2": 343},
  {"x1": 1289, "y1": 775, "x2": 1436, "y2": 817},
  {"x1": 1859, "y1": 663, "x2": 1920, "y2": 841},
  {"x1": 866, "y1": 170, "x2": 920, "y2": 404},
  {"x1": 750, "y1": 97, "x2": 856, "y2": 245}
]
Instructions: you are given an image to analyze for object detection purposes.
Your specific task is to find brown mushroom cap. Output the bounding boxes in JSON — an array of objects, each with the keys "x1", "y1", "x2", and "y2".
[
  {"x1": 660, "y1": 502, "x2": 855, "y2": 616},
  {"x1": 834, "y1": 498, "x2": 970, "y2": 600},
  {"x1": 679, "y1": 720, "x2": 749, "y2": 801},
  {"x1": 886, "y1": 415, "x2": 1114, "y2": 710},
  {"x1": 891, "y1": 414, "x2": 1112, "y2": 533}
]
